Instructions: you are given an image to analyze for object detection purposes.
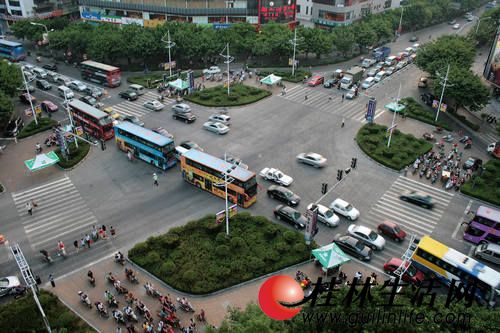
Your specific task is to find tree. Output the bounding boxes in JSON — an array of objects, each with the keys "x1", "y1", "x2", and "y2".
[
  {"x1": 332, "y1": 26, "x2": 355, "y2": 57},
  {"x1": 0, "y1": 91, "x2": 14, "y2": 130},
  {"x1": 471, "y1": 6, "x2": 500, "y2": 46},
  {"x1": 353, "y1": 22, "x2": 378, "y2": 51},
  {"x1": 433, "y1": 67, "x2": 490, "y2": 112},
  {"x1": 0, "y1": 61, "x2": 22, "y2": 97},
  {"x1": 416, "y1": 35, "x2": 476, "y2": 75},
  {"x1": 298, "y1": 27, "x2": 332, "y2": 59},
  {"x1": 87, "y1": 25, "x2": 126, "y2": 63}
]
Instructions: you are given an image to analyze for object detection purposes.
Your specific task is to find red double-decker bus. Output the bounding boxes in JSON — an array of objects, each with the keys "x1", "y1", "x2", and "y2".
[
  {"x1": 80, "y1": 60, "x2": 121, "y2": 87},
  {"x1": 69, "y1": 100, "x2": 114, "y2": 140}
]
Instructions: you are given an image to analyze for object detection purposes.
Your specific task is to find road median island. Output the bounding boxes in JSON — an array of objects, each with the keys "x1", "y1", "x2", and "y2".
[
  {"x1": 256, "y1": 69, "x2": 312, "y2": 83},
  {"x1": 400, "y1": 98, "x2": 452, "y2": 131},
  {"x1": 0, "y1": 290, "x2": 97, "y2": 332},
  {"x1": 461, "y1": 159, "x2": 500, "y2": 206},
  {"x1": 55, "y1": 140, "x2": 91, "y2": 169},
  {"x1": 184, "y1": 84, "x2": 271, "y2": 107},
  {"x1": 356, "y1": 123, "x2": 433, "y2": 171},
  {"x1": 17, "y1": 117, "x2": 58, "y2": 139},
  {"x1": 128, "y1": 212, "x2": 314, "y2": 294}
]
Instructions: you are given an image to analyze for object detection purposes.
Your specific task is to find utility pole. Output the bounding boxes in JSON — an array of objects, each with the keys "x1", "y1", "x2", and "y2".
[
  {"x1": 161, "y1": 30, "x2": 176, "y2": 78},
  {"x1": 387, "y1": 83, "x2": 402, "y2": 148},
  {"x1": 290, "y1": 28, "x2": 299, "y2": 76},
  {"x1": 64, "y1": 94, "x2": 78, "y2": 149},
  {"x1": 397, "y1": 7, "x2": 404, "y2": 37},
  {"x1": 220, "y1": 43, "x2": 234, "y2": 96},
  {"x1": 21, "y1": 69, "x2": 38, "y2": 126},
  {"x1": 435, "y1": 64, "x2": 451, "y2": 122}
]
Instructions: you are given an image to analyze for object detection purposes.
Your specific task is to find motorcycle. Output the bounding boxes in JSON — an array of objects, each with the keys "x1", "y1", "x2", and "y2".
[
  {"x1": 95, "y1": 302, "x2": 109, "y2": 318},
  {"x1": 295, "y1": 271, "x2": 312, "y2": 290},
  {"x1": 459, "y1": 135, "x2": 470, "y2": 143},
  {"x1": 433, "y1": 127, "x2": 443, "y2": 134},
  {"x1": 426, "y1": 168, "x2": 432, "y2": 179},
  {"x1": 431, "y1": 173, "x2": 438, "y2": 184},
  {"x1": 107, "y1": 297, "x2": 119, "y2": 308},
  {"x1": 115, "y1": 284, "x2": 128, "y2": 295},
  {"x1": 78, "y1": 292, "x2": 92, "y2": 309},
  {"x1": 44, "y1": 135, "x2": 57, "y2": 147},
  {"x1": 112, "y1": 311, "x2": 126, "y2": 325},
  {"x1": 12, "y1": 286, "x2": 27, "y2": 299},
  {"x1": 464, "y1": 140, "x2": 472, "y2": 149},
  {"x1": 107, "y1": 273, "x2": 117, "y2": 284},
  {"x1": 445, "y1": 178, "x2": 456, "y2": 190},
  {"x1": 115, "y1": 254, "x2": 125, "y2": 265},
  {"x1": 422, "y1": 132, "x2": 435, "y2": 141},
  {"x1": 176, "y1": 297, "x2": 195, "y2": 312},
  {"x1": 40, "y1": 250, "x2": 53, "y2": 264},
  {"x1": 124, "y1": 309, "x2": 138, "y2": 322},
  {"x1": 419, "y1": 168, "x2": 425, "y2": 178},
  {"x1": 144, "y1": 284, "x2": 161, "y2": 298},
  {"x1": 125, "y1": 269, "x2": 139, "y2": 284}
]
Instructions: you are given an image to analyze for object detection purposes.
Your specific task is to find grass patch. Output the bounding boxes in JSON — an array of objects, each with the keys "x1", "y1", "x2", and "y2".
[
  {"x1": 17, "y1": 117, "x2": 58, "y2": 139},
  {"x1": 55, "y1": 140, "x2": 90, "y2": 169},
  {"x1": 257, "y1": 69, "x2": 312, "y2": 83},
  {"x1": 0, "y1": 290, "x2": 96, "y2": 333},
  {"x1": 185, "y1": 84, "x2": 271, "y2": 107},
  {"x1": 400, "y1": 98, "x2": 452, "y2": 131},
  {"x1": 129, "y1": 212, "x2": 314, "y2": 294},
  {"x1": 356, "y1": 123, "x2": 433, "y2": 170},
  {"x1": 128, "y1": 70, "x2": 203, "y2": 88},
  {"x1": 461, "y1": 159, "x2": 500, "y2": 206}
]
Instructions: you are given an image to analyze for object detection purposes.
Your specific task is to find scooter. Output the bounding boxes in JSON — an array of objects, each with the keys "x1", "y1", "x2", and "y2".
[
  {"x1": 442, "y1": 134, "x2": 454, "y2": 142},
  {"x1": 431, "y1": 173, "x2": 438, "y2": 184},
  {"x1": 124, "y1": 310, "x2": 138, "y2": 322},
  {"x1": 88, "y1": 276, "x2": 95, "y2": 287},
  {"x1": 112, "y1": 311, "x2": 126, "y2": 325},
  {"x1": 95, "y1": 303, "x2": 109, "y2": 318},
  {"x1": 176, "y1": 297, "x2": 195, "y2": 312},
  {"x1": 107, "y1": 297, "x2": 119, "y2": 308},
  {"x1": 426, "y1": 168, "x2": 432, "y2": 179},
  {"x1": 445, "y1": 178, "x2": 455, "y2": 190}
]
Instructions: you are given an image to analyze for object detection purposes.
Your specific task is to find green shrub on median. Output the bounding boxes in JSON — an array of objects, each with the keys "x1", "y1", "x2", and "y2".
[
  {"x1": 185, "y1": 84, "x2": 271, "y2": 107},
  {"x1": 461, "y1": 159, "x2": 500, "y2": 206},
  {"x1": 400, "y1": 98, "x2": 452, "y2": 131},
  {"x1": 55, "y1": 140, "x2": 90, "y2": 169},
  {"x1": 17, "y1": 117, "x2": 58, "y2": 139}
]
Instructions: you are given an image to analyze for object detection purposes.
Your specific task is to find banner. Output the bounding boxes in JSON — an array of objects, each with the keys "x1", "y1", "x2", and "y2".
[
  {"x1": 215, "y1": 204, "x2": 238, "y2": 224},
  {"x1": 258, "y1": 0, "x2": 296, "y2": 25}
]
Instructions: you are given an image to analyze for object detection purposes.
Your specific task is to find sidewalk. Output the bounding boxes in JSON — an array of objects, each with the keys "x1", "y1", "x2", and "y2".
[{"x1": 48, "y1": 256, "x2": 384, "y2": 333}]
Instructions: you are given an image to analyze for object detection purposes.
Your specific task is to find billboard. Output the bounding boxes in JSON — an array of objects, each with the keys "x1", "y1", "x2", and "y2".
[
  {"x1": 484, "y1": 28, "x2": 500, "y2": 87},
  {"x1": 258, "y1": 0, "x2": 296, "y2": 25}
]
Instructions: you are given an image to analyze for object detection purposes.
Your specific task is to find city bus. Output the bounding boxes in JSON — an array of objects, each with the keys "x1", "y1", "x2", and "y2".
[
  {"x1": 114, "y1": 122, "x2": 176, "y2": 170},
  {"x1": 180, "y1": 149, "x2": 257, "y2": 208},
  {"x1": 463, "y1": 206, "x2": 500, "y2": 245},
  {"x1": 412, "y1": 236, "x2": 500, "y2": 307},
  {"x1": 69, "y1": 100, "x2": 114, "y2": 140},
  {"x1": 0, "y1": 40, "x2": 26, "y2": 62},
  {"x1": 80, "y1": 60, "x2": 121, "y2": 87}
]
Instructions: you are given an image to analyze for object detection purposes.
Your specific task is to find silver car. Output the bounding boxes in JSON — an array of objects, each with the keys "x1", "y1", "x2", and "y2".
[
  {"x1": 208, "y1": 114, "x2": 231, "y2": 126},
  {"x1": 68, "y1": 80, "x2": 87, "y2": 92},
  {"x1": 203, "y1": 121, "x2": 230, "y2": 135},
  {"x1": 143, "y1": 100, "x2": 165, "y2": 111},
  {"x1": 296, "y1": 152, "x2": 327, "y2": 168},
  {"x1": 347, "y1": 224, "x2": 386, "y2": 250},
  {"x1": 172, "y1": 103, "x2": 191, "y2": 113}
]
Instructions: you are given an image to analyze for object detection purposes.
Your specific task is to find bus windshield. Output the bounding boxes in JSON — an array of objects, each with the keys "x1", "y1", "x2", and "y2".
[{"x1": 99, "y1": 117, "x2": 114, "y2": 126}]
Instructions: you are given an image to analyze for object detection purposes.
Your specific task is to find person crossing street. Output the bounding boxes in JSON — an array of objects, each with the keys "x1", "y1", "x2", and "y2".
[{"x1": 153, "y1": 173, "x2": 159, "y2": 186}]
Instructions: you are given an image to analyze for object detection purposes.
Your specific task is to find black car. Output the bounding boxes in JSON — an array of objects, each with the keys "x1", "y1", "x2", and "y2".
[
  {"x1": 420, "y1": 93, "x2": 436, "y2": 106},
  {"x1": 79, "y1": 95, "x2": 100, "y2": 108},
  {"x1": 172, "y1": 111, "x2": 197, "y2": 124},
  {"x1": 36, "y1": 79, "x2": 51, "y2": 90},
  {"x1": 119, "y1": 90, "x2": 138, "y2": 101},
  {"x1": 323, "y1": 78, "x2": 338, "y2": 88},
  {"x1": 123, "y1": 115, "x2": 144, "y2": 127},
  {"x1": 399, "y1": 190, "x2": 434, "y2": 209},
  {"x1": 273, "y1": 205, "x2": 306, "y2": 229},
  {"x1": 42, "y1": 63, "x2": 58, "y2": 71},
  {"x1": 179, "y1": 140, "x2": 202, "y2": 151},
  {"x1": 267, "y1": 185, "x2": 300, "y2": 206},
  {"x1": 4, "y1": 117, "x2": 24, "y2": 137},
  {"x1": 332, "y1": 234, "x2": 372, "y2": 261}
]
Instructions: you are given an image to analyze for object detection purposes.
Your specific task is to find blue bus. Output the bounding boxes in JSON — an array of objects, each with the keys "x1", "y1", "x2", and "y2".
[
  {"x1": 0, "y1": 40, "x2": 27, "y2": 62},
  {"x1": 114, "y1": 122, "x2": 176, "y2": 170}
]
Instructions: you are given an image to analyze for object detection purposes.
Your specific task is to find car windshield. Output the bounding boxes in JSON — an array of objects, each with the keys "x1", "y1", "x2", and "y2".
[
  {"x1": 284, "y1": 191, "x2": 293, "y2": 198},
  {"x1": 0, "y1": 279, "x2": 9, "y2": 287},
  {"x1": 354, "y1": 240, "x2": 365, "y2": 251},
  {"x1": 393, "y1": 226, "x2": 401, "y2": 234},
  {"x1": 406, "y1": 265, "x2": 417, "y2": 277},
  {"x1": 345, "y1": 204, "x2": 353, "y2": 211},
  {"x1": 276, "y1": 173, "x2": 283, "y2": 178},
  {"x1": 368, "y1": 231, "x2": 378, "y2": 241},
  {"x1": 324, "y1": 209, "x2": 334, "y2": 218}
]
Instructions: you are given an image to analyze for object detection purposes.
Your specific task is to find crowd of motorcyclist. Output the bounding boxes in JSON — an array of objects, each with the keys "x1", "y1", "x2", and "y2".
[{"x1": 77, "y1": 253, "x2": 206, "y2": 333}]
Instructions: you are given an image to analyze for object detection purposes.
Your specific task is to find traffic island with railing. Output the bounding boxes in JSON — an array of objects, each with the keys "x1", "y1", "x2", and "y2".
[
  {"x1": 184, "y1": 84, "x2": 271, "y2": 107},
  {"x1": 55, "y1": 140, "x2": 91, "y2": 169},
  {"x1": 356, "y1": 123, "x2": 433, "y2": 170},
  {"x1": 128, "y1": 212, "x2": 314, "y2": 294}
]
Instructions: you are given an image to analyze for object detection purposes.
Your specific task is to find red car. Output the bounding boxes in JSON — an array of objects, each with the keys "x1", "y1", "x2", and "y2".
[
  {"x1": 40, "y1": 100, "x2": 59, "y2": 113},
  {"x1": 378, "y1": 220, "x2": 406, "y2": 242},
  {"x1": 308, "y1": 75, "x2": 324, "y2": 87},
  {"x1": 384, "y1": 258, "x2": 425, "y2": 285}
]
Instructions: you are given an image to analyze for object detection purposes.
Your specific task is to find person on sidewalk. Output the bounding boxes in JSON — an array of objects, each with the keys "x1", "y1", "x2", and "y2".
[
  {"x1": 49, "y1": 274, "x2": 55, "y2": 287},
  {"x1": 153, "y1": 173, "x2": 159, "y2": 186},
  {"x1": 354, "y1": 271, "x2": 363, "y2": 282},
  {"x1": 80, "y1": 238, "x2": 86, "y2": 249},
  {"x1": 91, "y1": 225, "x2": 98, "y2": 241},
  {"x1": 342, "y1": 94, "x2": 345, "y2": 102}
]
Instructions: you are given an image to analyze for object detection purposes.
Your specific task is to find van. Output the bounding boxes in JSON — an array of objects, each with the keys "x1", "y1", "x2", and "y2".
[
  {"x1": 128, "y1": 84, "x2": 145, "y2": 96},
  {"x1": 474, "y1": 243, "x2": 500, "y2": 265},
  {"x1": 374, "y1": 71, "x2": 386, "y2": 82},
  {"x1": 32, "y1": 67, "x2": 47, "y2": 79},
  {"x1": 384, "y1": 56, "x2": 397, "y2": 67},
  {"x1": 361, "y1": 77, "x2": 376, "y2": 89},
  {"x1": 58, "y1": 85, "x2": 74, "y2": 99}
]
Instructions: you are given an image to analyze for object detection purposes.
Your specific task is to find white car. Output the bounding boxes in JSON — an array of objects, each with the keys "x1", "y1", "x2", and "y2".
[
  {"x1": 487, "y1": 142, "x2": 497, "y2": 154},
  {"x1": 385, "y1": 67, "x2": 395, "y2": 76},
  {"x1": 203, "y1": 66, "x2": 221, "y2": 75},
  {"x1": 347, "y1": 224, "x2": 386, "y2": 250},
  {"x1": 296, "y1": 152, "x2": 327, "y2": 168},
  {"x1": 0, "y1": 276, "x2": 21, "y2": 297},
  {"x1": 452, "y1": 23, "x2": 460, "y2": 29},
  {"x1": 68, "y1": 80, "x2": 87, "y2": 92},
  {"x1": 367, "y1": 68, "x2": 379, "y2": 77},
  {"x1": 345, "y1": 88, "x2": 356, "y2": 100},
  {"x1": 143, "y1": 100, "x2": 165, "y2": 111},
  {"x1": 208, "y1": 114, "x2": 231, "y2": 126},
  {"x1": 329, "y1": 198, "x2": 360, "y2": 221},
  {"x1": 307, "y1": 203, "x2": 340, "y2": 227},
  {"x1": 203, "y1": 121, "x2": 230, "y2": 135},
  {"x1": 259, "y1": 167, "x2": 294, "y2": 186}
]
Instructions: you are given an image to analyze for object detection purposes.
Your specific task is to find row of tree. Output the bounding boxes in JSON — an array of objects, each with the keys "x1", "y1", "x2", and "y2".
[
  {"x1": 470, "y1": 4, "x2": 500, "y2": 45},
  {"x1": 9, "y1": 0, "x2": 481, "y2": 68},
  {"x1": 0, "y1": 62, "x2": 22, "y2": 130}
]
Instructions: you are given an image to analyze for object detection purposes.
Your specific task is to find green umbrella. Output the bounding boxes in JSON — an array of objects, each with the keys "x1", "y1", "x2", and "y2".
[
  {"x1": 24, "y1": 151, "x2": 60, "y2": 172},
  {"x1": 312, "y1": 243, "x2": 351, "y2": 269}
]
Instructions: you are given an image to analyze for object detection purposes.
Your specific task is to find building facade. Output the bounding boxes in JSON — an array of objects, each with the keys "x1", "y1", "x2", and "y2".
[
  {"x1": 311, "y1": 0, "x2": 400, "y2": 28},
  {"x1": 296, "y1": 0, "x2": 314, "y2": 27}
]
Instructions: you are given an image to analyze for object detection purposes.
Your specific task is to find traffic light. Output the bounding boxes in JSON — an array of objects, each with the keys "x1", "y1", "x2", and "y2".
[
  {"x1": 321, "y1": 183, "x2": 328, "y2": 194},
  {"x1": 337, "y1": 169, "x2": 343, "y2": 181},
  {"x1": 351, "y1": 157, "x2": 357, "y2": 169}
]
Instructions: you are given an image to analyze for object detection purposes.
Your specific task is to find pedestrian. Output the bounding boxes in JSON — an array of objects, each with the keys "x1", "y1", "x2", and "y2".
[
  {"x1": 91, "y1": 225, "x2": 98, "y2": 241},
  {"x1": 85, "y1": 234, "x2": 91, "y2": 248},
  {"x1": 153, "y1": 173, "x2": 159, "y2": 186},
  {"x1": 329, "y1": 96, "x2": 332, "y2": 102},
  {"x1": 73, "y1": 240, "x2": 79, "y2": 253},
  {"x1": 49, "y1": 274, "x2": 55, "y2": 287},
  {"x1": 98, "y1": 227, "x2": 105, "y2": 240},
  {"x1": 342, "y1": 94, "x2": 345, "y2": 102},
  {"x1": 341, "y1": 118, "x2": 345, "y2": 128},
  {"x1": 110, "y1": 226, "x2": 116, "y2": 237},
  {"x1": 304, "y1": 94, "x2": 308, "y2": 101},
  {"x1": 80, "y1": 238, "x2": 86, "y2": 249},
  {"x1": 31, "y1": 199, "x2": 38, "y2": 208},
  {"x1": 354, "y1": 271, "x2": 362, "y2": 282},
  {"x1": 26, "y1": 201, "x2": 33, "y2": 216}
]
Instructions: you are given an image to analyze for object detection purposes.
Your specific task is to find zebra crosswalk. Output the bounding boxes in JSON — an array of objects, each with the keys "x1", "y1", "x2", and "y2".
[
  {"x1": 111, "y1": 91, "x2": 175, "y2": 118},
  {"x1": 11, "y1": 176, "x2": 99, "y2": 251},
  {"x1": 361, "y1": 176, "x2": 455, "y2": 267},
  {"x1": 279, "y1": 85, "x2": 378, "y2": 122}
]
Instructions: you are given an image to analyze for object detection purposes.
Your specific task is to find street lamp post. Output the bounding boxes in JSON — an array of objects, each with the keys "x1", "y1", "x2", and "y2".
[
  {"x1": 397, "y1": 7, "x2": 404, "y2": 37},
  {"x1": 435, "y1": 64, "x2": 452, "y2": 122},
  {"x1": 220, "y1": 43, "x2": 234, "y2": 96},
  {"x1": 161, "y1": 30, "x2": 176, "y2": 78},
  {"x1": 222, "y1": 153, "x2": 237, "y2": 235},
  {"x1": 64, "y1": 94, "x2": 78, "y2": 149},
  {"x1": 289, "y1": 28, "x2": 301, "y2": 77},
  {"x1": 475, "y1": 16, "x2": 493, "y2": 34},
  {"x1": 21, "y1": 69, "x2": 38, "y2": 126},
  {"x1": 387, "y1": 83, "x2": 402, "y2": 148}
]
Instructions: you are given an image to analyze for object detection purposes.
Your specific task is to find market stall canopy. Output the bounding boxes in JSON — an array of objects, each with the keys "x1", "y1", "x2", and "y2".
[
  {"x1": 385, "y1": 102, "x2": 406, "y2": 113},
  {"x1": 168, "y1": 78, "x2": 189, "y2": 91},
  {"x1": 260, "y1": 74, "x2": 282, "y2": 86},
  {"x1": 312, "y1": 243, "x2": 351, "y2": 269},
  {"x1": 24, "y1": 151, "x2": 60, "y2": 172}
]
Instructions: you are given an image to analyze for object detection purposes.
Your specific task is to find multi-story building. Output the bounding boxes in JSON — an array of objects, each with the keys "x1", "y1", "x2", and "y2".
[
  {"x1": 296, "y1": 0, "x2": 314, "y2": 27},
  {"x1": 311, "y1": 0, "x2": 401, "y2": 28}
]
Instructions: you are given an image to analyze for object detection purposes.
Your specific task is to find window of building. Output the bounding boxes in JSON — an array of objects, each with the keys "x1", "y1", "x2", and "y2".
[
  {"x1": 297, "y1": 4, "x2": 301, "y2": 13},
  {"x1": 9, "y1": 0, "x2": 20, "y2": 7},
  {"x1": 318, "y1": 10, "x2": 345, "y2": 22},
  {"x1": 306, "y1": 6, "x2": 308, "y2": 15},
  {"x1": 10, "y1": 10, "x2": 22, "y2": 15}
]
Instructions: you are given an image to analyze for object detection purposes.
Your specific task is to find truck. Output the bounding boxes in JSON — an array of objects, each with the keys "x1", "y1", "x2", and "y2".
[
  {"x1": 373, "y1": 46, "x2": 391, "y2": 62},
  {"x1": 340, "y1": 66, "x2": 364, "y2": 90}
]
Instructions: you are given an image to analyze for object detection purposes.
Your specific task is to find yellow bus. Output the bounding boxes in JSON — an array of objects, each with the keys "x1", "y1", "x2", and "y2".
[
  {"x1": 412, "y1": 236, "x2": 500, "y2": 307},
  {"x1": 180, "y1": 149, "x2": 257, "y2": 208}
]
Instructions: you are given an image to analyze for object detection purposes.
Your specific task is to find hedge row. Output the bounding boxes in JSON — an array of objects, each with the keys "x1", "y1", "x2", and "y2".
[
  {"x1": 18, "y1": 117, "x2": 58, "y2": 139},
  {"x1": 129, "y1": 212, "x2": 313, "y2": 294},
  {"x1": 185, "y1": 84, "x2": 271, "y2": 107},
  {"x1": 356, "y1": 123, "x2": 433, "y2": 170},
  {"x1": 449, "y1": 111, "x2": 480, "y2": 131},
  {"x1": 400, "y1": 97, "x2": 452, "y2": 131},
  {"x1": 461, "y1": 159, "x2": 500, "y2": 206},
  {"x1": 55, "y1": 140, "x2": 90, "y2": 169},
  {"x1": 256, "y1": 69, "x2": 312, "y2": 83}
]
